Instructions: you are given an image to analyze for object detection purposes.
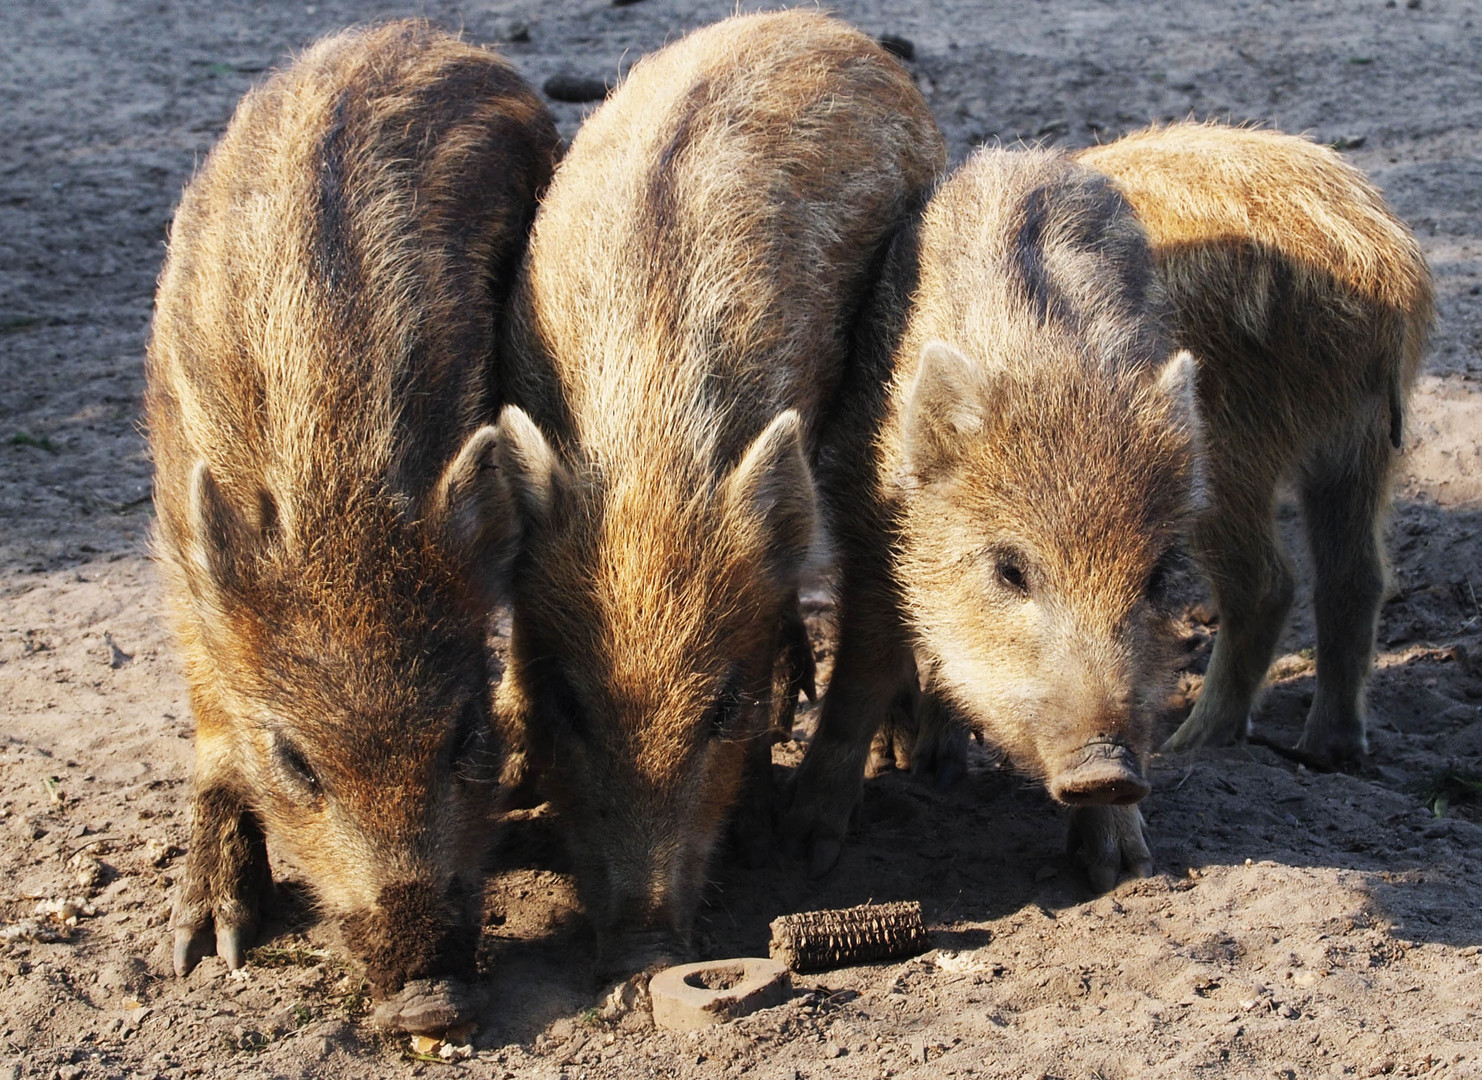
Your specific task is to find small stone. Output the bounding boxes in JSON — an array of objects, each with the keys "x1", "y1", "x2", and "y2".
[
  {"x1": 877, "y1": 34, "x2": 915, "y2": 61},
  {"x1": 542, "y1": 75, "x2": 609, "y2": 103},
  {"x1": 824, "y1": 1043, "x2": 845, "y2": 1058},
  {"x1": 73, "y1": 856, "x2": 105, "y2": 890},
  {"x1": 500, "y1": 20, "x2": 531, "y2": 43},
  {"x1": 143, "y1": 838, "x2": 179, "y2": 868}
]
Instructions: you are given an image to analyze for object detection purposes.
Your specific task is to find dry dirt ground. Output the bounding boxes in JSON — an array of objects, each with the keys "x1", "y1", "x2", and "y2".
[{"x1": 4, "y1": 1, "x2": 1482, "y2": 1078}]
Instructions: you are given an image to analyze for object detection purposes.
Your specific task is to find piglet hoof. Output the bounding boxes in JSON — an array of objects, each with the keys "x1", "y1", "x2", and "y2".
[
  {"x1": 215, "y1": 921, "x2": 252, "y2": 971},
  {"x1": 172, "y1": 921, "x2": 215, "y2": 978},
  {"x1": 1068, "y1": 805, "x2": 1152, "y2": 893},
  {"x1": 1161, "y1": 703, "x2": 1252, "y2": 753},
  {"x1": 780, "y1": 747, "x2": 866, "y2": 878},
  {"x1": 596, "y1": 929, "x2": 686, "y2": 986},
  {"x1": 1293, "y1": 722, "x2": 1369, "y2": 771},
  {"x1": 808, "y1": 836, "x2": 843, "y2": 879},
  {"x1": 372, "y1": 978, "x2": 487, "y2": 1035},
  {"x1": 909, "y1": 718, "x2": 969, "y2": 791}
]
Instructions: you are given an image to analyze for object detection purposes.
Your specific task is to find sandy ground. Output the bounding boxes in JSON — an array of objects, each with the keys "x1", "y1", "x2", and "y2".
[{"x1": 3, "y1": 0, "x2": 1482, "y2": 1077}]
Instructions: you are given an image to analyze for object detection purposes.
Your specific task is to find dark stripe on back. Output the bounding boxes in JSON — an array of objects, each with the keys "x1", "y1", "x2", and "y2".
[
  {"x1": 635, "y1": 76, "x2": 715, "y2": 322},
  {"x1": 1011, "y1": 183, "x2": 1076, "y2": 329},
  {"x1": 315, "y1": 91, "x2": 359, "y2": 301}
]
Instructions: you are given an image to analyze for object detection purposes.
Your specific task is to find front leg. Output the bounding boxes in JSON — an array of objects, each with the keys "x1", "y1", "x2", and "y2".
[
  {"x1": 1066, "y1": 804, "x2": 1152, "y2": 893},
  {"x1": 908, "y1": 677, "x2": 971, "y2": 789},
  {"x1": 784, "y1": 565, "x2": 914, "y2": 877},
  {"x1": 769, "y1": 593, "x2": 818, "y2": 740},
  {"x1": 172, "y1": 781, "x2": 270, "y2": 975}
]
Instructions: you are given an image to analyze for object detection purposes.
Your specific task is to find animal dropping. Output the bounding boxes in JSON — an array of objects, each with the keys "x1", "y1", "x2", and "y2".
[{"x1": 145, "y1": 21, "x2": 557, "y2": 1030}]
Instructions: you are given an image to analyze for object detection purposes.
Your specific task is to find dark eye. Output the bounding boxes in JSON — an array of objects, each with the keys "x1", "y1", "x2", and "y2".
[
  {"x1": 996, "y1": 555, "x2": 1029, "y2": 595},
  {"x1": 1144, "y1": 548, "x2": 1180, "y2": 606},
  {"x1": 534, "y1": 659, "x2": 588, "y2": 740},
  {"x1": 704, "y1": 671, "x2": 746, "y2": 741},
  {"x1": 452, "y1": 701, "x2": 498, "y2": 783},
  {"x1": 275, "y1": 738, "x2": 320, "y2": 793}
]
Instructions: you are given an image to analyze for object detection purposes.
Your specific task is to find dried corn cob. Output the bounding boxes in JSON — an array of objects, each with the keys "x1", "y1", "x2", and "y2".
[{"x1": 768, "y1": 901, "x2": 927, "y2": 972}]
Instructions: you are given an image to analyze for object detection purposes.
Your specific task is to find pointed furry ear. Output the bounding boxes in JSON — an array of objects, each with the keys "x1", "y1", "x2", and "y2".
[
  {"x1": 1154, "y1": 349, "x2": 1210, "y2": 513},
  {"x1": 723, "y1": 410, "x2": 816, "y2": 591},
  {"x1": 494, "y1": 404, "x2": 568, "y2": 533},
  {"x1": 433, "y1": 424, "x2": 521, "y2": 601},
  {"x1": 186, "y1": 460, "x2": 260, "y2": 610},
  {"x1": 902, "y1": 340, "x2": 992, "y2": 481},
  {"x1": 1155, "y1": 349, "x2": 1199, "y2": 418}
]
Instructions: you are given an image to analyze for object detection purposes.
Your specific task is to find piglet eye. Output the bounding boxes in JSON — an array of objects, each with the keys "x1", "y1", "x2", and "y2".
[
  {"x1": 276, "y1": 738, "x2": 319, "y2": 791},
  {"x1": 704, "y1": 670, "x2": 746, "y2": 741},
  {"x1": 996, "y1": 557, "x2": 1029, "y2": 595},
  {"x1": 536, "y1": 661, "x2": 588, "y2": 740},
  {"x1": 452, "y1": 701, "x2": 499, "y2": 784},
  {"x1": 1144, "y1": 548, "x2": 1182, "y2": 606}
]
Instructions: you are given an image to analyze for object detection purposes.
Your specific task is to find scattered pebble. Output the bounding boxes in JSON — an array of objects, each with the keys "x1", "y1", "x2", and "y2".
[
  {"x1": 71, "y1": 854, "x2": 105, "y2": 890},
  {"x1": 143, "y1": 838, "x2": 180, "y2": 868},
  {"x1": 0, "y1": 918, "x2": 68, "y2": 943},
  {"x1": 543, "y1": 74, "x2": 610, "y2": 103},
  {"x1": 877, "y1": 34, "x2": 916, "y2": 60}
]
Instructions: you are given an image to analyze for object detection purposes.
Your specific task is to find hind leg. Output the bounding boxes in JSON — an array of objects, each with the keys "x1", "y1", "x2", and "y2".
[
  {"x1": 908, "y1": 674, "x2": 971, "y2": 789},
  {"x1": 784, "y1": 555, "x2": 916, "y2": 877},
  {"x1": 1294, "y1": 420, "x2": 1392, "y2": 766},
  {"x1": 1165, "y1": 466, "x2": 1295, "y2": 750}
]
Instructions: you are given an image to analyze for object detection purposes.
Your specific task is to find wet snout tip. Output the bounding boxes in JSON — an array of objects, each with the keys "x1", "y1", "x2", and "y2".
[
  {"x1": 371, "y1": 978, "x2": 487, "y2": 1035},
  {"x1": 595, "y1": 926, "x2": 688, "y2": 985},
  {"x1": 1049, "y1": 741, "x2": 1150, "y2": 807}
]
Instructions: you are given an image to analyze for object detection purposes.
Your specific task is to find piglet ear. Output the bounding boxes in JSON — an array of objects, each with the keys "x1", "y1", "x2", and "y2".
[
  {"x1": 432, "y1": 424, "x2": 521, "y2": 601},
  {"x1": 1153, "y1": 349, "x2": 1210, "y2": 513},
  {"x1": 902, "y1": 340, "x2": 993, "y2": 481},
  {"x1": 1155, "y1": 349, "x2": 1199, "y2": 418},
  {"x1": 186, "y1": 460, "x2": 267, "y2": 611},
  {"x1": 722, "y1": 410, "x2": 816, "y2": 592},
  {"x1": 493, "y1": 405, "x2": 569, "y2": 530}
]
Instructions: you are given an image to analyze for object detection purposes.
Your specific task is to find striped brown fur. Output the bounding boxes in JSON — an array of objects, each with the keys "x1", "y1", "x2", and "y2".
[
  {"x1": 1076, "y1": 122, "x2": 1434, "y2": 764},
  {"x1": 787, "y1": 147, "x2": 1201, "y2": 890},
  {"x1": 145, "y1": 20, "x2": 556, "y2": 1021},
  {"x1": 493, "y1": 11, "x2": 944, "y2": 970}
]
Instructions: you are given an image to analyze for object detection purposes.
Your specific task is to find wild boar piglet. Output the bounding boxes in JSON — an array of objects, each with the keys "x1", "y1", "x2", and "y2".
[
  {"x1": 789, "y1": 147, "x2": 1201, "y2": 890},
  {"x1": 1076, "y1": 122, "x2": 1433, "y2": 768},
  {"x1": 146, "y1": 21, "x2": 557, "y2": 1031},
  {"x1": 494, "y1": 9, "x2": 944, "y2": 975}
]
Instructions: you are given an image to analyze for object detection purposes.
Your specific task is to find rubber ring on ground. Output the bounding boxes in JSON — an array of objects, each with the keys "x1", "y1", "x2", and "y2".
[{"x1": 649, "y1": 957, "x2": 791, "y2": 1031}]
